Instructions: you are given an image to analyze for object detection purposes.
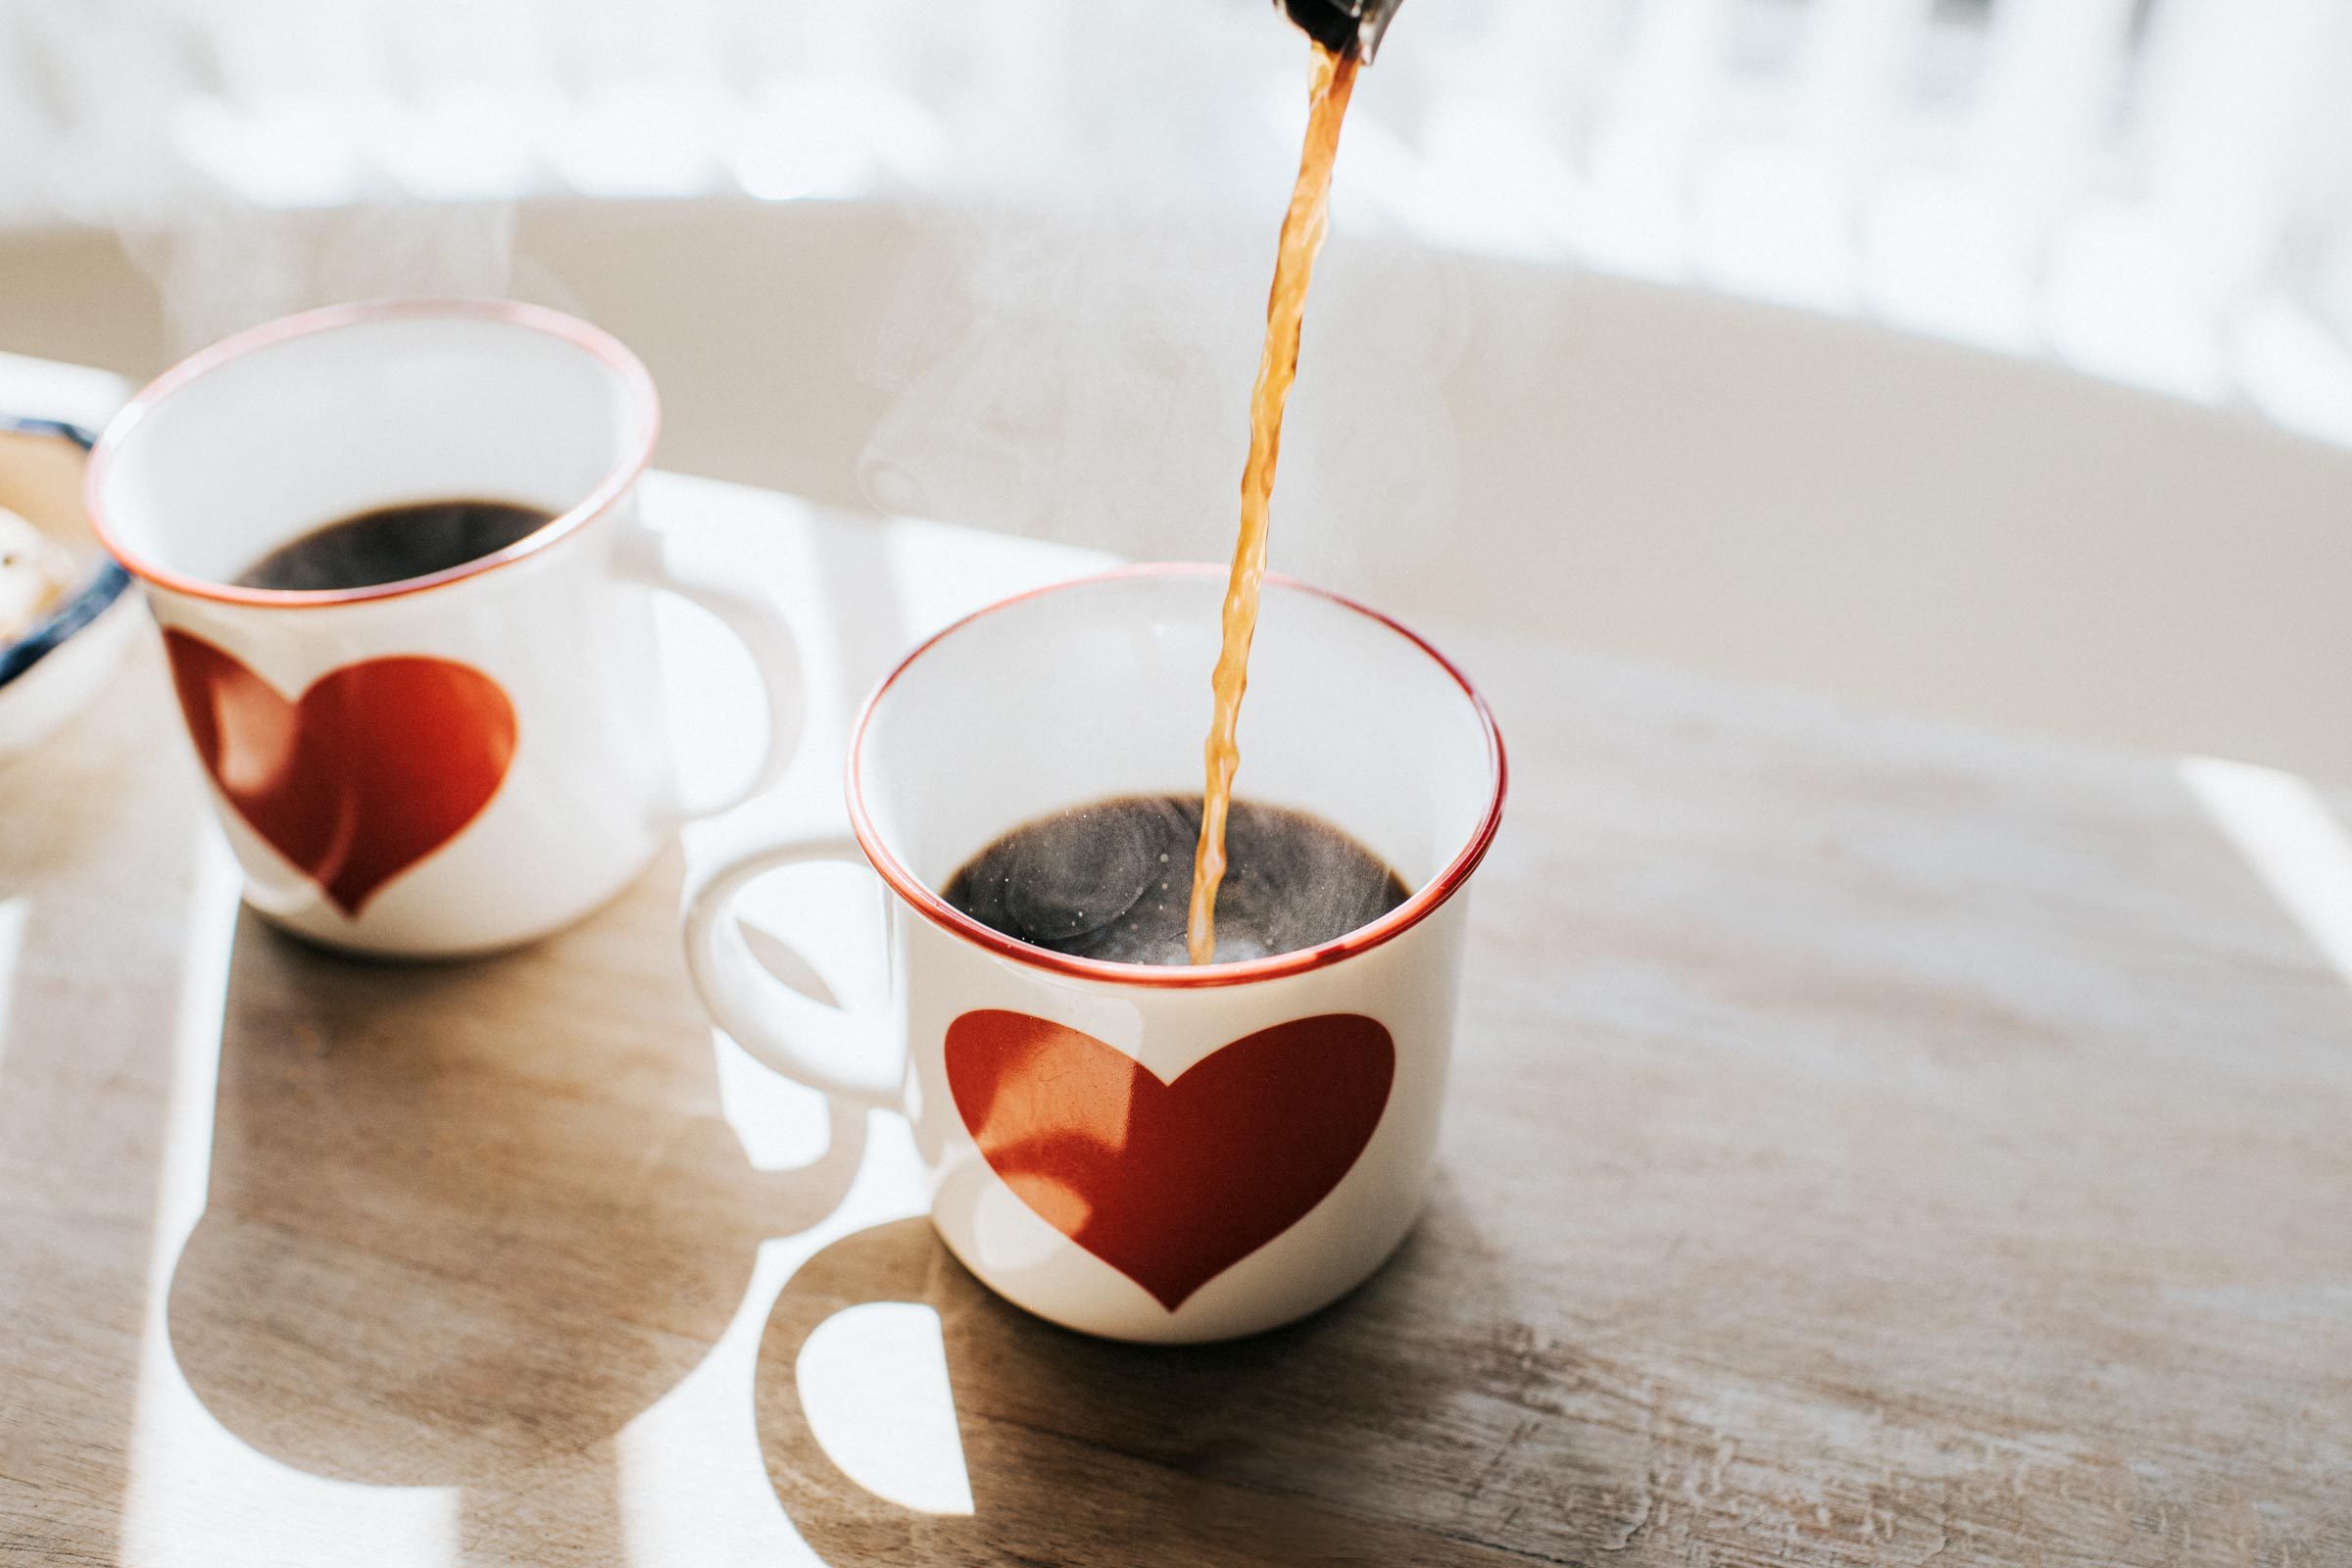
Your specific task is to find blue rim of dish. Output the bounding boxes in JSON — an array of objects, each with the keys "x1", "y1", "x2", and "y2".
[{"x1": 0, "y1": 416, "x2": 131, "y2": 689}]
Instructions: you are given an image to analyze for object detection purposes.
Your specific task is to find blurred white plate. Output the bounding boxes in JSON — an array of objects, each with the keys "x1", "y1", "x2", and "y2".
[{"x1": 0, "y1": 411, "x2": 137, "y2": 758}]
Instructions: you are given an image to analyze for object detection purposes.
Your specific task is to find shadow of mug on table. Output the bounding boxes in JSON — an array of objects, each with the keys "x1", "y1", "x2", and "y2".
[
  {"x1": 755, "y1": 1180, "x2": 1520, "y2": 1568},
  {"x1": 165, "y1": 863, "x2": 865, "y2": 1500}
]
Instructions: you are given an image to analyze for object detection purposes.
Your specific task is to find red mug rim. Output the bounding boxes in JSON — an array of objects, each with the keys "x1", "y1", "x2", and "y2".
[
  {"x1": 844, "y1": 564, "x2": 1509, "y2": 990},
  {"x1": 83, "y1": 298, "x2": 661, "y2": 610}
]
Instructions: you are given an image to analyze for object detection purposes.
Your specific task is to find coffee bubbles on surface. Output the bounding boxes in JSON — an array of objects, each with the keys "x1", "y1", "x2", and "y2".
[{"x1": 945, "y1": 794, "x2": 1407, "y2": 967}]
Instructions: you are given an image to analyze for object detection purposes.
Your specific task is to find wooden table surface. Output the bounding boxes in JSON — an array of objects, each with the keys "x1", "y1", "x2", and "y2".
[{"x1": 4, "y1": 469, "x2": 2349, "y2": 1568}]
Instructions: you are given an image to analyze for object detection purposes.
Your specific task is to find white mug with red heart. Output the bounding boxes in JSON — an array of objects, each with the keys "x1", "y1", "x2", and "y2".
[
  {"x1": 686, "y1": 566, "x2": 1506, "y2": 1343},
  {"x1": 87, "y1": 299, "x2": 798, "y2": 957}
]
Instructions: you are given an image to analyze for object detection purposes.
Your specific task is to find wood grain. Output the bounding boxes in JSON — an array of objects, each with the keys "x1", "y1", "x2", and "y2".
[{"x1": 4, "y1": 474, "x2": 2348, "y2": 1567}]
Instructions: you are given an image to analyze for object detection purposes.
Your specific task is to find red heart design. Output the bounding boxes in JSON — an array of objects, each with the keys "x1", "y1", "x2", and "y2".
[
  {"x1": 164, "y1": 629, "x2": 517, "y2": 916},
  {"x1": 946, "y1": 1009, "x2": 1394, "y2": 1311}
]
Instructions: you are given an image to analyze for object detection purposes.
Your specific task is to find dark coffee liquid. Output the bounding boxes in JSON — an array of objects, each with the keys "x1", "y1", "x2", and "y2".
[
  {"x1": 234, "y1": 499, "x2": 553, "y2": 591},
  {"x1": 945, "y1": 795, "x2": 1409, "y2": 966}
]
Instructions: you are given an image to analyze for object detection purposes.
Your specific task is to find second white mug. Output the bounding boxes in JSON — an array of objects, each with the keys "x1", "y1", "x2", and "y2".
[{"x1": 88, "y1": 299, "x2": 798, "y2": 956}]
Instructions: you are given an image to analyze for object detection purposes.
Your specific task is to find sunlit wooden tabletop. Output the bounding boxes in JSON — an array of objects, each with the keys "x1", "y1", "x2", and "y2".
[{"x1": 5, "y1": 461, "x2": 2350, "y2": 1567}]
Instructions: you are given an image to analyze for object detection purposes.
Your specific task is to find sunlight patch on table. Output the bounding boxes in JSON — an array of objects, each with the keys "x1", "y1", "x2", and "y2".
[
  {"x1": 614, "y1": 1241, "x2": 822, "y2": 1567},
  {"x1": 0, "y1": 896, "x2": 26, "y2": 1093},
  {"x1": 2180, "y1": 755, "x2": 2352, "y2": 986},
  {"x1": 798, "y1": 1302, "x2": 975, "y2": 1517},
  {"x1": 120, "y1": 832, "x2": 461, "y2": 1567},
  {"x1": 614, "y1": 1112, "x2": 937, "y2": 1564}
]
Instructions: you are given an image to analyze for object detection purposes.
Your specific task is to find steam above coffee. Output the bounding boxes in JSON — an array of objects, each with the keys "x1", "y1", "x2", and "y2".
[{"x1": 947, "y1": 795, "x2": 1408, "y2": 967}]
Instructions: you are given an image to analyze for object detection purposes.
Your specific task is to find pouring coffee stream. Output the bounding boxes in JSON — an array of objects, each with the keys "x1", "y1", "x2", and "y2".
[{"x1": 1186, "y1": 4, "x2": 1394, "y2": 965}]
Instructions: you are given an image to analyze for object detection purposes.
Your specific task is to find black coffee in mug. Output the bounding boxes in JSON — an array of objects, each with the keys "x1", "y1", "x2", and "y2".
[
  {"x1": 233, "y1": 499, "x2": 554, "y2": 591},
  {"x1": 944, "y1": 794, "x2": 1410, "y2": 966}
]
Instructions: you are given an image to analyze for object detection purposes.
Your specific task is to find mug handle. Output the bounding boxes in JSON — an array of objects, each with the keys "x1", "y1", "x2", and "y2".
[
  {"x1": 684, "y1": 828, "x2": 906, "y2": 1110},
  {"x1": 619, "y1": 532, "x2": 805, "y2": 824}
]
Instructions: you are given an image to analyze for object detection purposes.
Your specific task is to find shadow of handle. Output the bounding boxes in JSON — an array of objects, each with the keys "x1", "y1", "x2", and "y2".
[
  {"x1": 758, "y1": 1218, "x2": 988, "y2": 1554},
  {"x1": 754, "y1": 1213, "x2": 1489, "y2": 1566}
]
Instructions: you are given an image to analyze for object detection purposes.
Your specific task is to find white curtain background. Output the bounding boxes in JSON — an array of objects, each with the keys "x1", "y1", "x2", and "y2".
[{"x1": 6, "y1": 0, "x2": 2352, "y2": 440}]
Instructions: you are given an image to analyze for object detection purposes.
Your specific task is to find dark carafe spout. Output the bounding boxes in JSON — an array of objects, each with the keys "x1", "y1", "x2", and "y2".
[{"x1": 1274, "y1": 0, "x2": 1404, "y2": 63}]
